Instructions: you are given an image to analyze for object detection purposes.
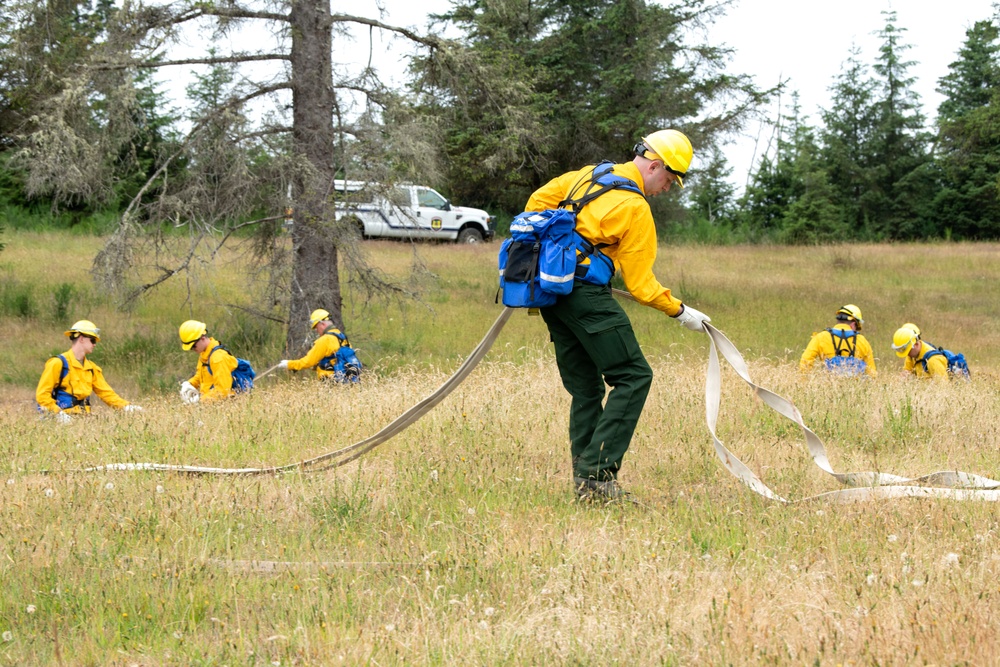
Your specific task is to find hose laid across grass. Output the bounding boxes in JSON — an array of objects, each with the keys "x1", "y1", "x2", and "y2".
[{"x1": 82, "y1": 292, "x2": 1000, "y2": 502}]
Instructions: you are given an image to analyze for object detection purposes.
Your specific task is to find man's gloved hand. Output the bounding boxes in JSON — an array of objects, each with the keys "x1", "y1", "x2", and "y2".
[
  {"x1": 674, "y1": 304, "x2": 712, "y2": 332},
  {"x1": 55, "y1": 411, "x2": 72, "y2": 424},
  {"x1": 123, "y1": 404, "x2": 143, "y2": 413},
  {"x1": 278, "y1": 360, "x2": 289, "y2": 370},
  {"x1": 180, "y1": 381, "x2": 199, "y2": 404}
]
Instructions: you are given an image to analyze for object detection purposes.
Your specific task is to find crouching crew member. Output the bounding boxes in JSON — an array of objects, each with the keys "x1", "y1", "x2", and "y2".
[
  {"x1": 36, "y1": 320, "x2": 142, "y2": 420},
  {"x1": 278, "y1": 309, "x2": 362, "y2": 383},
  {"x1": 178, "y1": 319, "x2": 248, "y2": 403}
]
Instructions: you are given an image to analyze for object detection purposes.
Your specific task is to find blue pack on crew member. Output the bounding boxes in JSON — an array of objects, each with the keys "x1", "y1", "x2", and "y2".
[{"x1": 277, "y1": 309, "x2": 363, "y2": 383}]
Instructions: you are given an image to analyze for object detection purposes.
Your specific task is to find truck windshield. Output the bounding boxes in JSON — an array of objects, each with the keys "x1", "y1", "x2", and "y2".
[{"x1": 416, "y1": 188, "x2": 448, "y2": 209}]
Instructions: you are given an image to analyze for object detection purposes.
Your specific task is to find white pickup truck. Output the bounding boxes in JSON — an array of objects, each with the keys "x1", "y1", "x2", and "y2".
[{"x1": 332, "y1": 180, "x2": 495, "y2": 243}]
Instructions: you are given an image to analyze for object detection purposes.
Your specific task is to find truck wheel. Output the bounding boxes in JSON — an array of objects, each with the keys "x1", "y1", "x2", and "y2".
[
  {"x1": 341, "y1": 215, "x2": 366, "y2": 240},
  {"x1": 457, "y1": 228, "x2": 484, "y2": 244}
]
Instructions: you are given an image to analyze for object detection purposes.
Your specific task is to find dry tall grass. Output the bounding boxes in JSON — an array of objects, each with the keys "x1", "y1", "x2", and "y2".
[{"x1": 1, "y1": 232, "x2": 999, "y2": 664}]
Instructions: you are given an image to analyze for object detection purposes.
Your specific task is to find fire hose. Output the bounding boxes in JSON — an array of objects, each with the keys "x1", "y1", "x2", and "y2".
[{"x1": 82, "y1": 295, "x2": 1000, "y2": 502}]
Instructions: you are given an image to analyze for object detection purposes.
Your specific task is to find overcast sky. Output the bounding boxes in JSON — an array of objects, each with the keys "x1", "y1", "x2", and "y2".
[
  {"x1": 166, "y1": 0, "x2": 1000, "y2": 191},
  {"x1": 325, "y1": 0, "x2": 998, "y2": 189}
]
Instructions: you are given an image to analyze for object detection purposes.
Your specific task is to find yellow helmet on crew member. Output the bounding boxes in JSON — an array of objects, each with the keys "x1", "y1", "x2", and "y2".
[
  {"x1": 902, "y1": 322, "x2": 921, "y2": 338},
  {"x1": 636, "y1": 129, "x2": 693, "y2": 188},
  {"x1": 179, "y1": 320, "x2": 207, "y2": 351},
  {"x1": 835, "y1": 304, "x2": 864, "y2": 330},
  {"x1": 64, "y1": 320, "x2": 101, "y2": 342},
  {"x1": 310, "y1": 309, "x2": 331, "y2": 329},
  {"x1": 892, "y1": 327, "x2": 918, "y2": 358}
]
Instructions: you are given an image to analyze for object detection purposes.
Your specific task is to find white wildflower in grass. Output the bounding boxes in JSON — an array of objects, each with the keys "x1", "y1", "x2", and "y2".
[
  {"x1": 6, "y1": 479, "x2": 13, "y2": 485},
  {"x1": 156, "y1": 485, "x2": 165, "y2": 494},
  {"x1": 385, "y1": 624, "x2": 395, "y2": 632},
  {"x1": 887, "y1": 534, "x2": 898, "y2": 543},
  {"x1": 788, "y1": 564, "x2": 799, "y2": 573},
  {"x1": 467, "y1": 507, "x2": 475, "y2": 515},
  {"x1": 26, "y1": 605, "x2": 36, "y2": 614},
  {"x1": 430, "y1": 470, "x2": 439, "y2": 482},
  {"x1": 941, "y1": 552, "x2": 960, "y2": 567},
  {"x1": 484, "y1": 607, "x2": 495, "y2": 616},
  {"x1": 105, "y1": 482, "x2": 114, "y2": 490},
  {"x1": 478, "y1": 620, "x2": 489, "y2": 630},
  {"x1": 2, "y1": 631, "x2": 11, "y2": 642},
  {"x1": 44, "y1": 488, "x2": 54, "y2": 497},
  {"x1": 866, "y1": 573, "x2": 877, "y2": 586}
]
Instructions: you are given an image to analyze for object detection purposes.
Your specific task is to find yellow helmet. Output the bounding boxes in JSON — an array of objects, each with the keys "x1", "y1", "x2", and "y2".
[
  {"x1": 892, "y1": 326, "x2": 918, "y2": 358},
  {"x1": 638, "y1": 129, "x2": 693, "y2": 188},
  {"x1": 179, "y1": 320, "x2": 207, "y2": 351},
  {"x1": 64, "y1": 320, "x2": 101, "y2": 342},
  {"x1": 902, "y1": 322, "x2": 921, "y2": 338},
  {"x1": 835, "y1": 304, "x2": 863, "y2": 330},
  {"x1": 310, "y1": 309, "x2": 330, "y2": 329}
]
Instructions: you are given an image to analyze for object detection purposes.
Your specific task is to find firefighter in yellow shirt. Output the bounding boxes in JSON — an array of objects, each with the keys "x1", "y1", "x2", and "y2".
[
  {"x1": 35, "y1": 320, "x2": 142, "y2": 420},
  {"x1": 891, "y1": 324, "x2": 950, "y2": 380},
  {"x1": 799, "y1": 305, "x2": 877, "y2": 377},
  {"x1": 277, "y1": 309, "x2": 362, "y2": 382},
  {"x1": 524, "y1": 129, "x2": 711, "y2": 501},
  {"x1": 178, "y1": 320, "x2": 241, "y2": 403}
]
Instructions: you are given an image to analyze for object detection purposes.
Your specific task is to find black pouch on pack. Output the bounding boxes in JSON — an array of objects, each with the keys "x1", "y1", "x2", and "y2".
[{"x1": 503, "y1": 240, "x2": 541, "y2": 283}]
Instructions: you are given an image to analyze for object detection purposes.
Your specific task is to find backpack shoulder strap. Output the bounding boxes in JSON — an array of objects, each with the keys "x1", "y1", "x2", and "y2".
[
  {"x1": 205, "y1": 344, "x2": 228, "y2": 375},
  {"x1": 50, "y1": 354, "x2": 69, "y2": 398},
  {"x1": 827, "y1": 328, "x2": 857, "y2": 357},
  {"x1": 919, "y1": 349, "x2": 944, "y2": 373},
  {"x1": 558, "y1": 161, "x2": 644, "y2": 213}
]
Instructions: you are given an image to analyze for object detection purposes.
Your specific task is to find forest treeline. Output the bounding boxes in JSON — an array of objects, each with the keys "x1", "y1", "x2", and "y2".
[{"x1": 1, "y1": 0, "x2": 999, "y2": 247}]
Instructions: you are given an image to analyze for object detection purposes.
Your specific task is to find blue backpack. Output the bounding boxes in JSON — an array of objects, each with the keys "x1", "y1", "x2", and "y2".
[
  {"x1": 920, "y1": 346, "x2": 971, "y2": 379},
  {"x1": 498, "y1": 161, "x2": 644, "y2": 308},
  {"x1": 205, "y1": 344, "x2": 256, "y2": 393},
  {"x1": 823, "y1": 328, "x2": 868, "y2": 376},
  {"x1": 318, "y1": 330, "x2": 363, "y2": 383}
]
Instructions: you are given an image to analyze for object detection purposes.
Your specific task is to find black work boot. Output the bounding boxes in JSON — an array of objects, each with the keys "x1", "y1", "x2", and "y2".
[{"x1": 573, "y1": 476, "x2": 631, "y2": 502}]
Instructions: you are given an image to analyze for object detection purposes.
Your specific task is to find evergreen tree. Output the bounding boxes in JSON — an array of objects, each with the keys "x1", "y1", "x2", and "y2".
[
  {"x1": 820, "y1": 47, "x2": 880, "y2": 237},
  {"x1": 687, "y1": 144, "x2": 736, "y2": 227},
  {"x1": 868, "y1": 10, "x2": 932, "y2": 239},
  {"x1": 738, "y1": 96, "x2": 845, "y2": 242},
  {"x1": 411, "y1": 0, "x2": 772, "y2": 214},
  {"x1": 933, "y1": 19, "x2": 1000, "y2": 239}
]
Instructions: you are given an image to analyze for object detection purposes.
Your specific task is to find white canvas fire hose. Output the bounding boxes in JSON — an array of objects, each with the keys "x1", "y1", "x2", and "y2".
[{"x1": 80, "y1": 294, "x2": 1000, "y2": 502}]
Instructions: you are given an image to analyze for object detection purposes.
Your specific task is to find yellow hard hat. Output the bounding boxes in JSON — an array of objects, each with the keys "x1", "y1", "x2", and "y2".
[
  {"x1": 638, "y1": 129, "x2": 693, "y2": 188},
  {"x1": 902, "y1": 322, "x2": 921, "y2": 338},
  {"x1": 179, "y1": 320, "x2": 207, "y2": 351},
  {"x1": 892, "y1": 326, "x2": 918, "y2": 358},
  {"x1": 310, "y1": 309, "x2": 330, "y2": 329},
  {"x1": 835, "y1": 304, "x2": 863, "y2": 330},
  {"x1": 64, "y1": 320, "x2": 101, "y2": 342}
]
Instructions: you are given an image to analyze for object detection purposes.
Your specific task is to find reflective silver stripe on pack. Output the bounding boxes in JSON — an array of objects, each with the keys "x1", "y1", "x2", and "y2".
[{"x1": 539, "y1": 271, "x2": 574, "y2": 284}]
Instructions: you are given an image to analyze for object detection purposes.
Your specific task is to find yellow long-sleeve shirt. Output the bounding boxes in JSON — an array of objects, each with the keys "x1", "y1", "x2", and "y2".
[
  {"x1": 799, "y1": 324, "x2": 877, "y2": 376},
  {"x1": 35, "y1": 349, "x2": 131, "y2": 413},
  {"x1": 287, "y1": 330, "x2": 349, "y2": 380},
  {"x1": 525, "y1": 161, "x2": 683, "y2": 316},
  {"x1": 188, "y1": 337, "x2": 239, "y2": 402},
  {"x1": 903, "y1": 343, "x2": 950, "y2": 380}
]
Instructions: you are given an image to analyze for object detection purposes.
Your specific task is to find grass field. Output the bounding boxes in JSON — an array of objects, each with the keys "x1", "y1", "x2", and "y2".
[{"x1": 1, "y1": 232, "x2": 1000, "y2": 664}]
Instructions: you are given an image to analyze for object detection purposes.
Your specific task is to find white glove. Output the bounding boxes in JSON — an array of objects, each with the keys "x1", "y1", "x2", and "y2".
[
  {"x1": 55, "y1": 411, "x2": 72, "y2": 424},
  {"x1": 278, "y1": 360, "x2": 289, "y2": 370},
  {"x1": 180, "y1": 381, "x2": 199, "y2": 404},
  {"x1": 124, "y1": 404, "x2": 143, "y2": 413},
  {"x1": 674, "y1": 304, "x2": 712, "y2": 332}
]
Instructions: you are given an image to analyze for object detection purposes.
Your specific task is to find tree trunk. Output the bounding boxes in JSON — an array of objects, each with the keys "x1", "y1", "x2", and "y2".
[{"x1": 287, "y1": 0, "x2": 343, "y2": 354}]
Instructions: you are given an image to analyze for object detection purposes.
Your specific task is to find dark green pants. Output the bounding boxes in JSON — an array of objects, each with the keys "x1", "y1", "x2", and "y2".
[{"x1": 541, "y1": 283, "x2": 653, "y2": 481}]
